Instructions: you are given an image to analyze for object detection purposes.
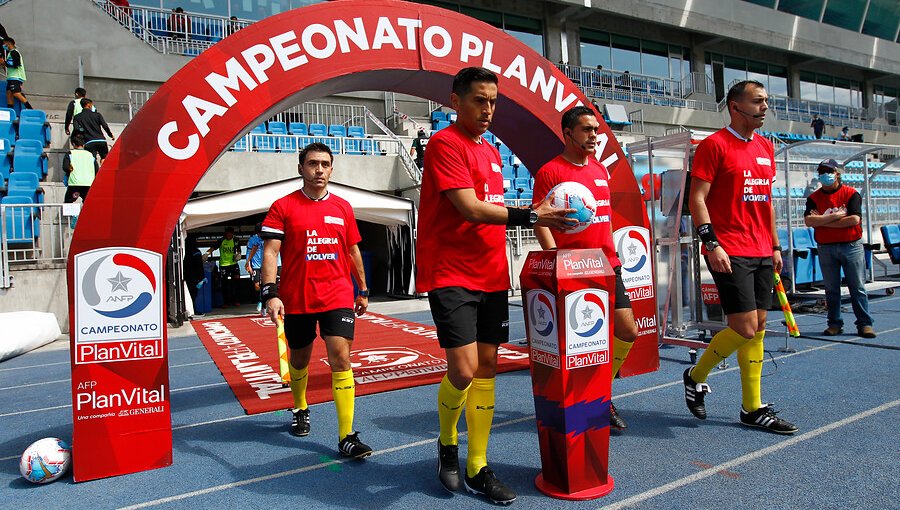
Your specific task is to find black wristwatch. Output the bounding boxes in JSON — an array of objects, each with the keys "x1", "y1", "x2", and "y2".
[
  {"x1": 773, "y1": 245, "x2": 783, "y2": 252},
  {"x1": 528, "y1": 210, "x2": 538, "y2": 226},
  {"x1": 358, "y1": 289, "x2": 370, "y2": 297},
  {"x1": 704, "y1": 240, "x2": 720, "y2": 251}
]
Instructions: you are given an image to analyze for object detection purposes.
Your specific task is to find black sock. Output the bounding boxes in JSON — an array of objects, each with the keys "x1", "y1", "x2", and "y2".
[{"x1": 24, "y1": 102, "x2": 32, "y2": 109}]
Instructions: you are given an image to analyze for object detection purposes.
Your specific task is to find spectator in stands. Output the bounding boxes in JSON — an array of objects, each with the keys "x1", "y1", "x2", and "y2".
[
  {"x1": 804, "y1": 158, "x2": 875, "y2": 338},
  {"x1": 205, "y1": 226, "x2": 242, "y2": 307},
  {"x1": 63, "y1": 134, "x2": 99, "y2": 203},
  {"x1": 65, "y1": 87, "x2": 87, "y2": 136},
  {"x1": 4, "y1": 38, "x2": 33, "y2": 110},
  {"x1": 245, "y1": 222, "x2": 265, "y2": 314},
  {"x1": 410, "y1": 128, "x2": 428, "y2": 170},
  {"x1": 591, "y1": 98, "x2": 601, "y2": 113},
  {"x1": 73, "y1": 98, "x2": 115, "y2": 164},
  {"x1": 810, "y1": 114, "x2": 825, "y2": 139},
  {"x1": 169, "y1": 7, "x2": 187, "y2": 39},
  {"x1": 227, "y1": 16, "x2": 240, "y2": 36},
  {"x1": 839, "y1": 126, "x2": 851, "y2": 141}
]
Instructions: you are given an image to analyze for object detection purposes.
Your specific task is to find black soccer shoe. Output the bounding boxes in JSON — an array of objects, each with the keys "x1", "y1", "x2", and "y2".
[
  {"x1": 464, "y1": 466, "x2": 517, "y2": 505},
  {"x1": 437, "y1": 441, "x2": 461, "y2": 492},
  {"x1": 683, "y1": 367, "x2": 711, "y2": 420},
  {"x1": 290, "y1": 408, "x2": 310, "y2": 437},
  {"x1": 338, "y1": 432, "x2": 373, "y2": 459},
  {"x1": 609, "y1": 402, "x2": 627, "y2": 431},
  {"x1": 740, "y1": 404, "x2": 798, "y2": 435}
]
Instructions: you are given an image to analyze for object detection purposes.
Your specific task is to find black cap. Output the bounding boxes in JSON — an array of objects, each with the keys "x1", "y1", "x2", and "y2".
[{"x1": 817, "y1": 158, "x2": 841, "y2": 173}]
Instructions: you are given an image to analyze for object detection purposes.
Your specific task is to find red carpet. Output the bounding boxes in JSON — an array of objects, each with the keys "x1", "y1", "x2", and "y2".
[{"x1": 192, "y1": 312, "x2": 530, "y2": 415}]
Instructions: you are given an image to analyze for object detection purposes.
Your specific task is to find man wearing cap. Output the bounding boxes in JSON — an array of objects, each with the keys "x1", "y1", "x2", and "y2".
[{"x1": 804, "y1": 159, "x2": 875, "y2": 338}]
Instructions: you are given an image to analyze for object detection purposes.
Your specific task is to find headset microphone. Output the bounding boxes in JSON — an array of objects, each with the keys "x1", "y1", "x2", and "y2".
[
  {"x1": 565, "y1": 131, "x2": 589, "y2": 151},
  {"x1": 735, "y1": 107, "x2": 765, "y2": 119}
]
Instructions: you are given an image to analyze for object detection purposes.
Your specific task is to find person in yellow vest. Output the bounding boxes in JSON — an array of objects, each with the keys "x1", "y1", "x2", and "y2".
[
  {"x1": 63, "y1": 134, "x2": 99, "y2": 203},
  {"x1": 65, "y1": 88, "x2": 86, "y2": 136},
  {"x1": 3, "y1": 38, "x2": 33, "y2": 110},
  {"x1": 205, "y1": 226, "x2": 242, "y2": 308}
]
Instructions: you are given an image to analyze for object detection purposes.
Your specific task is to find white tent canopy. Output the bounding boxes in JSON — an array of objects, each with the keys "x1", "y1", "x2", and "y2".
[{"x1": 181, "y1": 178, "x2": 414, "y2": 230}]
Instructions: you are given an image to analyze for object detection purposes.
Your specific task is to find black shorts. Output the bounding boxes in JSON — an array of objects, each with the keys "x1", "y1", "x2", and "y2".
[
  {"x1": 84, "y1": 141, "x2": 109, "y2": 160},
  {"x1": 64, "y1": 185, "x2": 90, "y2": 203},
  {"x1": 614, "y1": 266, "x2": 632, "y2": 310},
  {"x1": 250, "y1": 267, "x2": 262, "y2": 284},
  {"x1": 706, "y1": 256, "x2": 774, "y2": 315},
  {"x1": 220, "y1": 264, "x2": 240, "y2": 279},
  {"x1": 283, "y1": 308, "x2": 355, "y2": 349},
  {"x1": 6, "y1": 80, "x2": 22, "y2": 93},
  {"x1": 428, "y1": 287, "x2": 509, "y2": 349}
]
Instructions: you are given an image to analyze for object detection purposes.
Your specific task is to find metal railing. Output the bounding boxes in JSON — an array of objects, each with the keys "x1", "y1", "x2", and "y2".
[
  {"x1": 681, "y1": 72, "x2": 715, "y2": 97},
  {"x1": 1, "y1": 203, "x2": 71, "y2": 288},
  {"x1": 557, "y1": 64, "x2": 685, "y2": 100},
  {"x1": 232, "y1": 133, "x2": 402, "y2": 156},
  {"x1": 94, "y1": 0, "x2": 253, "y2": 56}
]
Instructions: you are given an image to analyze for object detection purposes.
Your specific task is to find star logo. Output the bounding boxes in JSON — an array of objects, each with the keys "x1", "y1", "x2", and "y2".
[
  {"x1": 362, "y1": 354, "x2": 388, "y2": 363},
  {"x1": 537, "y1": 308, "x2": 546, "y2": 320},
  {"x1": 581, "y1": 306, "x2": 593, "y2": 319},
  {"x1": 627, "y1": 242, "x2": 638, "y2": 256},
  {"x1": 107, "y1": 271, "x2": 132, "y2": 292}
]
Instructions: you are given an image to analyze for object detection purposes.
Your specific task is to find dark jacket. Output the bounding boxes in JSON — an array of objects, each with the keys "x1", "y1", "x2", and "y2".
[{"x1": 73, "y1": 108, "x2": 113, "y2": 143}]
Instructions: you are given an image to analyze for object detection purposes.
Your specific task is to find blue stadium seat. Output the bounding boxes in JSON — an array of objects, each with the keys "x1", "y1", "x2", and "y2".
[
  {"x1": 482, "y1": 132, "x2": 495, "y2": 145},
  {"x1": 328, "y1": 125, "x2": 347, "y2": 137},
  {"x1": 7, "y1": 171, "x2": 40, "y2": 203},
  {"x1": 254, "y1": 134, "x2": 277, "y2": 153},
  {"x1": 347, "y1": 126, "x2": 365, "y2": 138},
  {"x1": 515, "y1": 165, "x2": 530, "y2": 179},
  {"x1": 0, "y1": 108, "x2": 16, "y2": 147},
  {"x1": 501, "y1": 165, "x2": 516, "y2": 180},
  {"x1": 430, "y1": 111, "x2": 447, "y2": 123},
  {"x1": 0, "y1": 138, "x2": 11, "y2": 186},
  {"x1": 308, "y1": 123, "x2": 328, "y2": 137},
  {"x1": 232, "y1": 135, "x2": 248, "y2": 151},
  {"x1": 435, "y1": 121, "x2": 451, "y2": 131},
  {"x1": 498, "y1": 144, "x2": 513, "y2": 159},
  {"x1": 791, "y1": 228, "x2": 816, "y2": 285},
  {"x1": 268, "y1": 122, "x2": 288, "y2": 135},
  {"x1": 12, "y1": 139, "x2": 48, "y2": 179},
  {"x1": 513, "y1": 178, "x2": 531, "y2": 191},
  {"x1": 17, "y1": 110, "x2": 51, "y2": 147},
  {"x1": 519, "y1": 191, "x2": 533, "y2": 201},
  {"x1": 880, "y1": 225, "x2": 900, "y2": 265},
  {"x1": 279, "y1": 135, "x2": 298, "y2": 153},
  {"x1": 314, "y1": 136, "x2": 341, "y2": 153},
  {"x1": 288, "y1": 122, "x2": 308, "y2": 136},
  {"x1": 503, "y1": 190, "x2": 518, "y2": 201},
  {"x1": 1, "y1": 195, "x2": 39, "y2": 245},
  {"x1": 344, "y1": 138, "x2": 374, "y2": 155}
]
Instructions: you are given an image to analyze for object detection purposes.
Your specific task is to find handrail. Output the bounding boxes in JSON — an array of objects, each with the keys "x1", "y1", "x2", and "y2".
[
  {"x1": 365, "y1": 109, "x2": 421, "y2": 183},
  {"x1": 557, "y1": 63, "x2": 684, "y2": 100},
  {"x1": 1, "y1": 202, "x2": 71, "y2": 289}
]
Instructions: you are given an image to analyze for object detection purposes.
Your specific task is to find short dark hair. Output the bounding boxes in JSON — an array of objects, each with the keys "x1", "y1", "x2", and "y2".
[
  {"x1": 254, "y1": 222, "x2": 262, "y2": 233},
  {"x1": 298, "y1": 142, "x2": 333, "y2": 166},
  {"x1": 3, "y1": 37, "x2": 14, "y2": 45},
  {"x1": 561, "y1": 106, "x2": 596, "y2": 132},
  {"x1": 75, "y1": 87, "x2": 86, "y2": 97},
  {"x1": 80, "y1": 98, "x2": 92, "y2": 108},
  {"x1": 726, "y1": 80, "x2": 766, "y2": 107},
  {"x1": 452, "y1": 67, "x2": 498, "y2": 98},
  {"x1": 224, "y1": 226, "x2": 235, "y2": 233},
  {"x1": 70, "y1": 134, "x2": 85, "y2": 147}
]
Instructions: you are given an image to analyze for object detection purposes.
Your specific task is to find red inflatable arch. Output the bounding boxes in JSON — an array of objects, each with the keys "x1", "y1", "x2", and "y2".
[{"x1": 66, "y1": 0, "x2": 654, "y2": 482}]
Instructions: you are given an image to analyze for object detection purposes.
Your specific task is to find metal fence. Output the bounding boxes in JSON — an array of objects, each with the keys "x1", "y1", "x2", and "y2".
[
  {"x1": 1, "y1": 203, "x2": 72, "y2": 288},
  {"x1": 232, "y1": 133, "x2": 402, "y2": 156}
]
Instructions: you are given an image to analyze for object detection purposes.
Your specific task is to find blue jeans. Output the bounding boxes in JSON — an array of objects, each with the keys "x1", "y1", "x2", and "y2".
[{"x1": 817, "y1": 240, "x2": 873, "y2": 329}]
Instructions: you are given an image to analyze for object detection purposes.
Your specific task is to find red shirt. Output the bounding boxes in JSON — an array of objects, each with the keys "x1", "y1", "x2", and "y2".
[
  {"x1": 416, "y1": 124, "x2": 508, "y2": 293},
  {"x1": 806, "y1": 185, "x2": 863, "y2": 244},
  {"x1": 532, "y1": 155, "x2": 622, "y2": 268},
  {"x1": 692, "y1": 128, "x2": 775, "y2": 257},
  {"x1": 262, "y1": 190, "x2": 361, "y2": 314}
]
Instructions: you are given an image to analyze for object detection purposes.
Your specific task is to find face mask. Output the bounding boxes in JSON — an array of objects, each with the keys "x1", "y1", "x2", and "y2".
[
  {"x1": 819, "y1": 173, "x2": 836, "y2": 186},
  {"x1": 91, "y1": 106, "x2": 96, "y2": 112}
]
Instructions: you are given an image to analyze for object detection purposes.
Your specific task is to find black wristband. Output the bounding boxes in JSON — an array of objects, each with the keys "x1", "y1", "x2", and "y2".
[
  {"x1": 260, "y1": 282, "x2": 279, "y2": 303},
  {"x1": 697, "y1": 223, "x2": 717, "y2": 244},
  {"x1": 506, "y1": 207, "x2": 531, "y2": 227}
]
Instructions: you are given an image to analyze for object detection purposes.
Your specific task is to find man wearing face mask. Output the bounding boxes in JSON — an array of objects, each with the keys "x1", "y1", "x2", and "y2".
[
  {"x1": 73, "y1": 98, "x2": 115, "y2": 163},
  {"x1": 803, "y1": 159, "x2": 875, "y2": 338}
]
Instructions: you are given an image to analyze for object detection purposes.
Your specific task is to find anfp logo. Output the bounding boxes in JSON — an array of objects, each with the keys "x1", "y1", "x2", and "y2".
[
  {"x1": 567, "y1": 290, "x2": 607, "y2": 338},
  {"x1": 75, "y1": 248, "x2": 163, "y2": 343},
  {"x1": 526, "y1": 289, "x2": 558, "y2": 357},
  {"x1": 614, "y1": 226, "x2": 650, "y2": 274}
]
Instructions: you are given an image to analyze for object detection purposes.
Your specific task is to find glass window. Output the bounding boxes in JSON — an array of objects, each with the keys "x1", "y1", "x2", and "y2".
[
  {"x1": 822, "y1": 0, "x2": 866, "y2": 31},
  {"x1": 862, "y1": 0, "x2": 900, "y2": 40},
  {"x1": 743, "y1": 0, "x2": 776, "y2": 7},
  {"x1": 777, "y1": 0, "x2": 825, "y2": 21},
  {"x1": 768, "y1": 65, "x2": 788, "y2": 96},
  {"x1": 799, "y1": 71, "x2": 817, "y2": 101},
  {"x1": 580, "y1": 29, "x2": 612, "y2": 69},
  {"x1": 723, "y1": 56, "x2": 746, "y2": 89},
  {"x1": 504, "y1": 14, "x2": 544, "y2": 56},
  {"x1": 641, "y1": 40, "x2": 669, "y2": 78},
  {"x1": 610, "y1": 34, "x2": 641, "y2": 73},
  {"x1": 460, "y1": 6, "x2": 502, "y2": 28}
]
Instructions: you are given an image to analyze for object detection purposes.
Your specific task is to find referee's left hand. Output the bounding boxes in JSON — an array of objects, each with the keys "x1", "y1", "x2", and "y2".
[
  {"x1": 773, "y1": 249, "x2": 783, "y2": 274},
  {"x1": 354, "y1": 296, "x2": 368, "y2": 316}
]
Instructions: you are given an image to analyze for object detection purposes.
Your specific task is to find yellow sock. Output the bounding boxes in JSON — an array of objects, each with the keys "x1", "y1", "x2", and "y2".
[
  {"x1": 288, "y1": 364, "x2": 308, "y2": 410},
  {"x1": 465, "y1": 377, "x2": 495, "y2": 478},
  {"x1": 437, "y1": 375, "x2": 469, "y2": 446},
  {"x1": 611, "y1": 336, "x2": 634, "y2": 381},
  {"x1": 690, "y1": 327, "x2": 751, "y2": 382},
  {"x1": 331, "y1": 369, "x2": 355, "y2": 440},
  {"x1": 738, "y1": 331, "x2": 765, "y2": 412}
]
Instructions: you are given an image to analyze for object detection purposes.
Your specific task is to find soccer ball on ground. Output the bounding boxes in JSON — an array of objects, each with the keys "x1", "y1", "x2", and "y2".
[
  {"x1": 19, "y1": 437, "x2": 72, "y2": 484},
  {"x1": 546, "y1": 181, "x2": 597, "y2": 234}
]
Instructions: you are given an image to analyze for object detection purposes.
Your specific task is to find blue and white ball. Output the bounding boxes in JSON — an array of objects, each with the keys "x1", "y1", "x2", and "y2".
[
  {"x1": 20, "y1": 438, "x2": 71, "y2": 484},
  {"x1": 547, "y1": 181, "x2": 597, "y2": 234}
]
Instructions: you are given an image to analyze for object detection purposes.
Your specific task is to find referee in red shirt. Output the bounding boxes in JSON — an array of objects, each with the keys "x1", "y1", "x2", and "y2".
[
  {"x1": 532, "y1": 105, "x2": 639, "y2": 432},
  {"x1": 417, "y1": 67, "x2": 574, "y2": 504},
  {"x1": 683, "y1": 80, "x2": 797, "y2": 434},
  {"x1": 261, "y1": 142, "x2": 373, "y2": 459}
]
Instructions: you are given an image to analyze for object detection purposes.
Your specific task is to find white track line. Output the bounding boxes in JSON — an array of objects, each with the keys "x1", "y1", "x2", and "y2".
[
  {"x1": 598, "y1": 398, "x2": 900, "y2": 510},
  {"x1": 0, "y1": 361, "x2": 215, "y2": 392}
]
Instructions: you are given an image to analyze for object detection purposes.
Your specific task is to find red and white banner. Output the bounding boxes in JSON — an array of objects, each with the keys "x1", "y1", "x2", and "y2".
[{"x1": 68, "y1": 0, "x2": 656, "y2": 481}]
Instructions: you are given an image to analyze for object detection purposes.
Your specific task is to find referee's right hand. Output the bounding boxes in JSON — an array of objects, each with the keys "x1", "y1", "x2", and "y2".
[
  {"x1": 707, "y1": 246, "x2": 732, "y2": 274},
  {"x1": 266, "y1": 297, "x2": 285, "y2": 323}
]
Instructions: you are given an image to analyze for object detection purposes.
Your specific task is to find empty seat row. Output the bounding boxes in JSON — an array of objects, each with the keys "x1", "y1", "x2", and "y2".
[
  {"x1": 0, "y1": 108, "x2": 51, "y2": 148},
  {"x1": 1, "y1": 195, "x2": 40, "y2": 246},
  {"x1": 0, "y1": 138, "x2": 49, "y2": 186},
  {"x1": 233, "y1": 134, "x2": 386, "y2": 155}
]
